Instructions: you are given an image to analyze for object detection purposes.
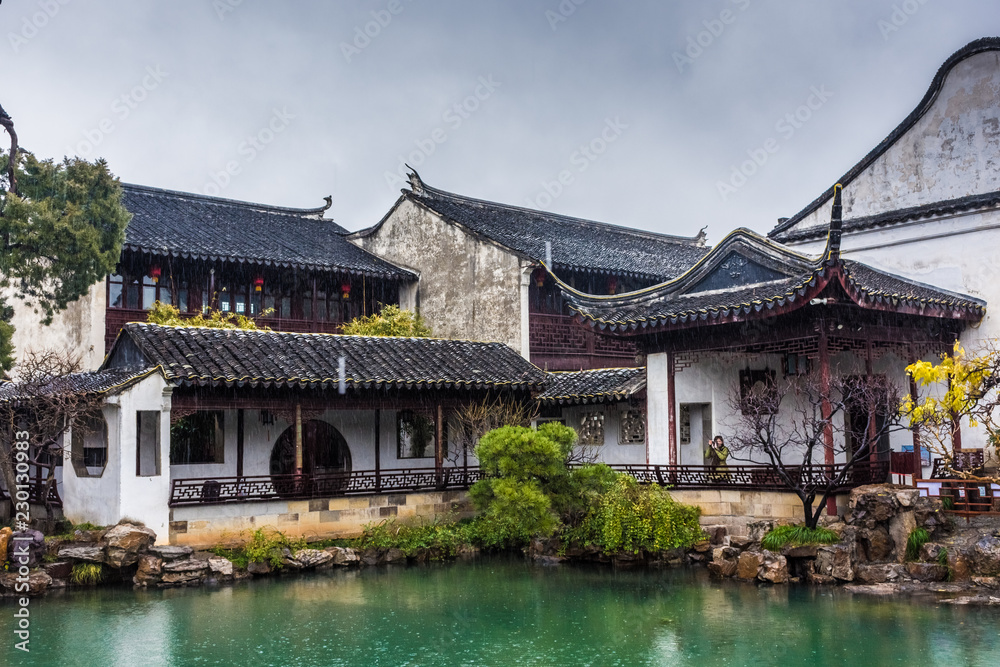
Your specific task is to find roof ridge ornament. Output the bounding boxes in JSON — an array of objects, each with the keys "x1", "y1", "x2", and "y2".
[
  {"x1": 406, "y1": 166, "x2": 425, "y2": 196},
  {"x1": 826, "y1": 183, "x2": 843, "y2": 263}
]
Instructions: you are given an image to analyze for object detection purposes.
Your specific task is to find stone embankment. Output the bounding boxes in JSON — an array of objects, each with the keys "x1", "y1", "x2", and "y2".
[
  {"x1": 0, "y1": 523, "x2": 467, "y2": 596},
  {"x1": 697, "y1": 484, "x2": 1000, "y2": 604}
]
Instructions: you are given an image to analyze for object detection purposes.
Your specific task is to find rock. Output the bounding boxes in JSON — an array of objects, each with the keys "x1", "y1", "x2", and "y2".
[
  {"x1": 707, "y1": 559, "x2": 737, "y2": 578},
  {"x1": 747, "y1": 521, "x2": 777, "y2": 542},
  {"x1": 57, "y1": 545, "x2": 105, "y2": 563},
  {"x1": 161, "y1": 558, "x2": 209, "y2": 586},
  {"x1": 940, "y1": 595, "x2": 1000, "y2": 606},
  {"x1": 325, "y1": 547, "x2": 360, "y2": 566},
  {"x1": 855, "y1": 563, "x2": 904, "y2": 584},
  {"x1": 971, "y1": 535, "x2": 1000, "y2": 575},
  {"x1": 843, "y1": 583, "x2": 899, "y2": 596},
  {"x1": 759, "y1": 551, "x2": 788, "y2": 584},
  {"x1": 712, "y1": 546, "x2": 739, "y2": 562},
  {"x1": 104, "y1": 523, "x2": 156, "y2": 552},
  {"x1": 43, "y1": 561, "x2": 73, "y2": 580},
  {"x1": 73, "y1": 529, "x2": 104, "y2": 543},
  {"x1": 782, "y1": 545, "x2": 819, "y2": 559},
  {"x1": 280, "y1": 548, "x2": 305, "y2": 570},
  {"x1": 293, "y1": 549, "x2": 333, "y2": 569},
  {"x1": 729, "y1": 536, "x2": 753, "y2": 550},
  {"x1": 384, "y1": 548, "x2": 406, "y2": 564},
  {"x1": 737, "y1": 551, "x2": 763, "y2": 580},
  {"x1": 247, "y1": 560, "x2": 272, "y2": 575},
  {"x1": 705, "y1": 525, "x2": 728, "y2": 545},
  {"x1": 691, "y1": 539, "x2": 711, "y2": 553},
  {"x1": 919, "y1": 542, "x2": 945, "y2": 562},
  {"x1": 905, "y1": 562, "x2": 949, "y2": 582},
  {"x1": 208, "y1": 557, "x2": 234, "y2": 580},
  {"x1": 972, "y1": 576, "x2": 999, "y2": 589},
  {"x1": 9, "y1": 531, "x2": 45, "y2": 567},
  {"x1": 888, "y1": 511, "x2": 917, "y2": 563},
  {"x1": 893, "y1": 488, "x2": 920, "y2": 508},
  {"x1": 0, "y1": 526, "x2": 12, "y2": 564},
  {"x1": 806, "y1": 572, "x2": 836, "y2": 585},
  {"x1": 949, "y1": 552, "x2": 973, "y2": 582},
  {"x1": 134, "y1": 555, "x2": 163, "y2": 587},
  {"x1": 850, "y1": 485, "x2": 902, "y2": 525},
  {"x1": 0, "y1": 570, "x2": 52, "y2": 596},
  {"x1": 859, "y1": 527, "x2": 893, "y2": 562},
  {"x1": 457, "y1": 545, "x2": 480, "y2": 560},
  {"x1": 148, "y1": 545, "x2": 194, "y2": 562}
]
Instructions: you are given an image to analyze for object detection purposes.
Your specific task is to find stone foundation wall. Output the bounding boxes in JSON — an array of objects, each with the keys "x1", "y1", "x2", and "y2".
[
  {"x1": 670, "y1": 489, "x2": 850, "y2": 537},
  {"x1": 168, "y1": 490, "x2": 474, "y2": 548}
]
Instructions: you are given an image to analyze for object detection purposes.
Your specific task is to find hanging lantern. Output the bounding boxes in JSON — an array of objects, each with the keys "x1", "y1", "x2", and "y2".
[
  {"x1": 254, "y1": 275, "x2": 264, "y2": 293},
  {"x1": 533, "y1": 267, "x2": 546, "y2": 287},
  {"x1": 608, "y1": 276, "x2": 618, "y2": 295},
  {"x1": 341, "y1": 282, "x2": 351, "y2": 300},
  {"x1": 149, "y1": 264, "x2": 162, "y2": 284}
]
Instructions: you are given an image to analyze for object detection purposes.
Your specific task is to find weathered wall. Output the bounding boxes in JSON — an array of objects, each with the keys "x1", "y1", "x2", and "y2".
[
  {"x1": 5, "y1": 280, "x2": 106, "y2": 371},
  {"x1": 787, "y1": 50, "x2": 1000, "y2": 236},
  {"x1": 351, "y1": 198, "x2": 528, "y2": 354},
  {"x1": 168, "y1": 489, "x2": 473, "y2": 547},
  {"x1": 552, "y1": 404, "x2": 647, "y2": 464},
  {"x1": 672, "y1": 488, "x2": 849, "y2": 538}
]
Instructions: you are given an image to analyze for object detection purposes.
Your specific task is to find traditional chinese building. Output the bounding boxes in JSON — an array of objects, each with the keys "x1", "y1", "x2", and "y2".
[{"x1": 350, "y1": 172, "x2": 708, "y2": 370}]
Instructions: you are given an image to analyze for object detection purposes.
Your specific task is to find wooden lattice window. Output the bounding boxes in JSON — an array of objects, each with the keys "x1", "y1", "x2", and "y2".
[
  {"x1": 619, "y1": 410, "x2": 645, "y2": 444},
  {"x1": 578, "y1": 411, "x2": 605, "y2": 446}
]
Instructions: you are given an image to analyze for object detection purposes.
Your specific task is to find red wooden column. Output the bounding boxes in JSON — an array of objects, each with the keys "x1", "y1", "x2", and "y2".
[
  {"x1": 434, "y1": 404, "x2": 444, "y2": 488},
  {"x1": 667, "y1": 352, "x2": 677, "y2": 466},
  {"x1": 909, "y1": 372, "x2": 923, "y2": 484},
  {"x1": 818, "y1": 327, "x2": 837, "y2": 515}
]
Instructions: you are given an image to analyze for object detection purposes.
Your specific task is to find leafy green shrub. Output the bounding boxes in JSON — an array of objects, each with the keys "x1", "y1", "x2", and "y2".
[
  {"x1": 905, "y1": 527, "x2": 930, "y2": 562},
  {"x1": 566, "y1": 475, "x2": 703, "y2": 554},
  {"x1": 211, "y1": 527, "x2": 305, "y2": 569},
  {"x1": 71, "y1": 563, "x2": 105, "y2": 585},
  {"x1": 760, "y1": 524, "x2": 840, "y2": 551},
  {"x1": 355, "y1": 517, "x2": 472, "y2": 558}
]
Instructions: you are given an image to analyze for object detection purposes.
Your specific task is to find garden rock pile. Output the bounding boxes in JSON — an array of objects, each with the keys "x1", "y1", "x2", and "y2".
[{"x1": 702, "y1": 484, "x2": 1000, "y2": 599}]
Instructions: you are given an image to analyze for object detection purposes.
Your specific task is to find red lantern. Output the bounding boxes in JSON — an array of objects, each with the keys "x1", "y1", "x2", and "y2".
[
  {"x1": 341, "y1": 282, "x2": 351, "y2": 300},
  {"x1": 254, "y1": 275, "x2": 264, "y2": 293},
  {"x1": 149, "y1": 265, "x2": 161, "y2": 284},
  {"x1": 533, "y1": 267, "x2": 546, "y2": 287},
  {"x1": 608, "y1": 277, "x2": 618, "y2": 295}
]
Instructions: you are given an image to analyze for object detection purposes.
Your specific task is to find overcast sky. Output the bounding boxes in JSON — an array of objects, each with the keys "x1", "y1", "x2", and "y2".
[{"x1": 4, "y1": 1, "x2": 998, "y2": 241}]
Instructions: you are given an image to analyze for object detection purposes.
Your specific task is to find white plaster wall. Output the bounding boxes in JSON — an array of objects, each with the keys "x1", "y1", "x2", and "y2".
[
  {"x1": 557, "y1": 404, "x2": 646, "y2": 465},
  {"x1": 62, "y1": 403, "x2": 121, "y2": 527},
  {"x1": 787, "y1": 50, "x2": 1000, "y2": 237},
  {"x1": 352, "y1": 199, "x2": 528, "y2": 354},
  {"x1": 646, "y1": 353, "x2": 669, "y2": 464},
  {"x1": 5, "y1": 280, "x2": 106, "y2": 371}
]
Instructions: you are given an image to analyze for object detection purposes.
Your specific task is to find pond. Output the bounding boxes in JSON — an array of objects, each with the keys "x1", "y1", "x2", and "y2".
[{"x1": 4, "y1": 559, "x2": 1000, "y2": 666}]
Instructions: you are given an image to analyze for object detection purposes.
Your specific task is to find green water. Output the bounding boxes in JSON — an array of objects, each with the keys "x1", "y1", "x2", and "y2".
[{"x1": 4, "y1": 559, "x2": 999, "y2": 666}]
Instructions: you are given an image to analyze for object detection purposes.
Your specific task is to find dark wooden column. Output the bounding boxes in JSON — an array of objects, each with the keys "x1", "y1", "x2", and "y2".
[
  {"x1": 435, "y1": 404, "x2": 444, "y2": 488},
  {"x1": 818, "y1": 326, "x2": 837, "y2": 515},
  {"x1": 865, "y1": 339, "x2": 877, "y2": 460},
  {"x1": 374, "y1": 409, "x2": 382, "y2": 494}
]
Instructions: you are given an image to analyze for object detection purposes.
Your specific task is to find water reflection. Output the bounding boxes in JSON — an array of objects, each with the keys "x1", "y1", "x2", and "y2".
[{"x1": 6, "y1": 560, "x2": 1000, "y2": 666}]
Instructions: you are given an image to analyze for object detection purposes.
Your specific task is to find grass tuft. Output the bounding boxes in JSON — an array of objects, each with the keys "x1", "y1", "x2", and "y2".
[
  {"x1": 905, "y1": 527, "x2": 930, "y2": 562},
  {"x1": 760, "y1": 524, "x2": 839, "y2": 551},
  {"x1": 70, "y1": 563, "x2": 106, "y2": 585}
]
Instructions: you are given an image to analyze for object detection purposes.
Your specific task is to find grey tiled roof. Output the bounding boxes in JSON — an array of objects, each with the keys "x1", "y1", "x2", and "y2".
[
  {"x1": 565, "y1": 229, "x2": 986, "y2": 332},
  {"x1": 388, "y1": 176, "x2": 709, "y2": 282},
  {"x1": 122, "y1": 184, "x2": 414, "y2": 279},
  {"x1": 0, "y1": 367, "x2": 158, "y2": 405},
  {"x1": 538, "y1": 367, "x2": 645, "y2": 405},
  {"x1": 106, "y1": 323, "x2": 547, "y2": 391}
]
